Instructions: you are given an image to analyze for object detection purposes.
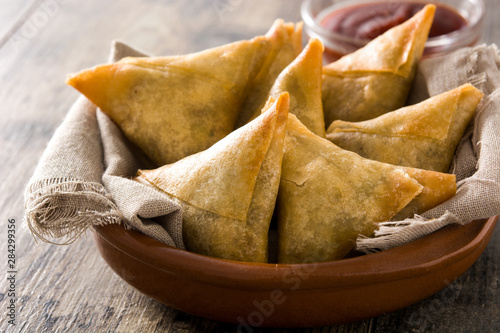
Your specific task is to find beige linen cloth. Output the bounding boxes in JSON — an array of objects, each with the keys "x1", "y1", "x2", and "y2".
[{"x1": 24, "y1": 41, "x2": 500, "y2": 256}]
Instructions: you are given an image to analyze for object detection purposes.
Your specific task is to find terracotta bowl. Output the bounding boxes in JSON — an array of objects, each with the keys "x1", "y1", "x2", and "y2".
[{"x1": 93, "y1": 216, "x2": 497, "y2": 328}]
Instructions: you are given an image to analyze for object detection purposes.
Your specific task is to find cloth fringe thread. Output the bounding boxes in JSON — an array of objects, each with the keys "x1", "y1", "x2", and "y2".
[
  {"x1": 24, "y1": 179, "x2": 123, "y2": 245},
  {"x1": 356, "y1": 211, "x2": 461, "y2": 254}
]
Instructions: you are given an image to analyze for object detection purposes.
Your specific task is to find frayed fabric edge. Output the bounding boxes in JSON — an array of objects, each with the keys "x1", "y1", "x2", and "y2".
[
  {"x1": 24, "y1": 179, "x2": 124, "y2": 245},
  {"x1": 356, "y1": 211, "x2": 461, "y2": 254}
]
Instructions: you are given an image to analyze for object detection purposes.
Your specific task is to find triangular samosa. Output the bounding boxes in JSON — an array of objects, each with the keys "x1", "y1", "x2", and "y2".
[
  {"x1": 327, "y1": 84, "x2": 484, "y2": 172},
  {"x1": 277, "y1": 114, "x2": 456, "y2": 263},
  {"x1": 235, "y1": 19, "x2": 302, "y2": 128},
  {"x1": 251, "y1": 37, "x2": 326, "y2": 136},
  {"x1": 322, "y1": 4, "x2": 435, "y2": 126},
  {"x1": 135, "y1": 93, "x2": 290, "y2": 263},
  {"x1": 66, "y1": 36, "x2": 272, "y2": 166}
]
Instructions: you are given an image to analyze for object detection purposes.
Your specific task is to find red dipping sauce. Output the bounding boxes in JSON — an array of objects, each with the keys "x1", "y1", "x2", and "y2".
[
  {"x1": 320, "y1": 2, "x2": 467, "y2": 41},
  {"x1": 301, "y1": 0, "x2": 485, "y2": 62}
]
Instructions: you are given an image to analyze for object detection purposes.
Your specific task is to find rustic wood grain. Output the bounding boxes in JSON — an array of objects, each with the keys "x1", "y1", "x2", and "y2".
[
  {"x1": 0, "y1": 0, "x2": 41, "y2": 48},
  {"x1": 0, "y1": 0, "x2": 498, "y2": 332}
]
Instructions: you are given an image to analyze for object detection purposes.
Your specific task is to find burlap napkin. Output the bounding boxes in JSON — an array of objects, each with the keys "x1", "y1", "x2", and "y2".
[{"x1": 24, "y1": 41, "x2": 500, "y2": 256}]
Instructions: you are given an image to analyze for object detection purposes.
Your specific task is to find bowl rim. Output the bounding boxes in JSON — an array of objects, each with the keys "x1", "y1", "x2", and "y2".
[{"x1": 94, "y1": 215, "x2": 497, "y2": 290}]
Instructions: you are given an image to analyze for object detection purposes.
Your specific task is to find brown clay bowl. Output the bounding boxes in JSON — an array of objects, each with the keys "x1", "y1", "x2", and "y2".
[{"x1": 93, "y1": 216, "x2": 497, "y2": 328}]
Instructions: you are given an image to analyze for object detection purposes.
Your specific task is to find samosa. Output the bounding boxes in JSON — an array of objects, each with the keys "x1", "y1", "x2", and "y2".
[
  {"x1": 322, "y1": 4, "x2": 435, "y2": 126},
  {"x1": 327, "y1": 84, "x2": 484, "y2": 172},
  {"x1": 235, "y1": 19, "x2": 302, "y2": 128},
  {"x1": 135, "y1": 93, "x2": 290, "y2": 263},
  {"x1": 277, "y1": 115, "x2": 456, "y2": 264},
  {"x1": 251, "y1": 37, "x2": 326, "y2": 136},
  {"x1": 67, "y1": 36, "x2": 272, "y2": 166}
]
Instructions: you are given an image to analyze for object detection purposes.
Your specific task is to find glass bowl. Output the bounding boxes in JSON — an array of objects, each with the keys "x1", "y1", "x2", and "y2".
[{"x1": 301, "y1": 0, "x2": 485, "y2": 62}]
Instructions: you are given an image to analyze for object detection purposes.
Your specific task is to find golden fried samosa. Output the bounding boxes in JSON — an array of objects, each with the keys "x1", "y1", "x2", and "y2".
[
  {"x1": 393, "y1": 167, "x2": 457, "y2": 221},
  {"x1": 66, "y1": 36, "x2": 272, "y2": 166},
  {"x1": 251, "y1": 38, "x2": 326, "y2": 136},
  {"x1": 235, "y1": 19, "x2": 302, "y2": 128},
  {"x1": 135, "y1": 93, "x2": 290, "y2": 263},
  {"x1": 327, "y1": 84, "x2": 484, "y2": 172},
  {"x1": 277, "y1": 114, "x2": 456, "y2": 263},
  {"x1": 322, "y1": 4, "x2": 435, "y2": 126}
]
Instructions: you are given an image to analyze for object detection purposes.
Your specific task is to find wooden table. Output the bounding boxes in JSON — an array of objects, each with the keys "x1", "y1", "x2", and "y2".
[{"x1": 1, "y1": 1, "x2": 499, "y2": 332}]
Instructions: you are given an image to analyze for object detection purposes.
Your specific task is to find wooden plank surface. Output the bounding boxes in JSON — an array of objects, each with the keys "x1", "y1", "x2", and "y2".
[{"x1": 1, "y1": 0, "x2": 499, "y2": 332}]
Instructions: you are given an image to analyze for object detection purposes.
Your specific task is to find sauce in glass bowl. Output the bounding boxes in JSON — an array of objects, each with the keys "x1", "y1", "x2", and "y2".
[
  {"x1": 301, "y1": 0, "x2": 485, "y2": 62},
  {"x1": 320, "y1": 2, "x2": 467, "y2": 40}
]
